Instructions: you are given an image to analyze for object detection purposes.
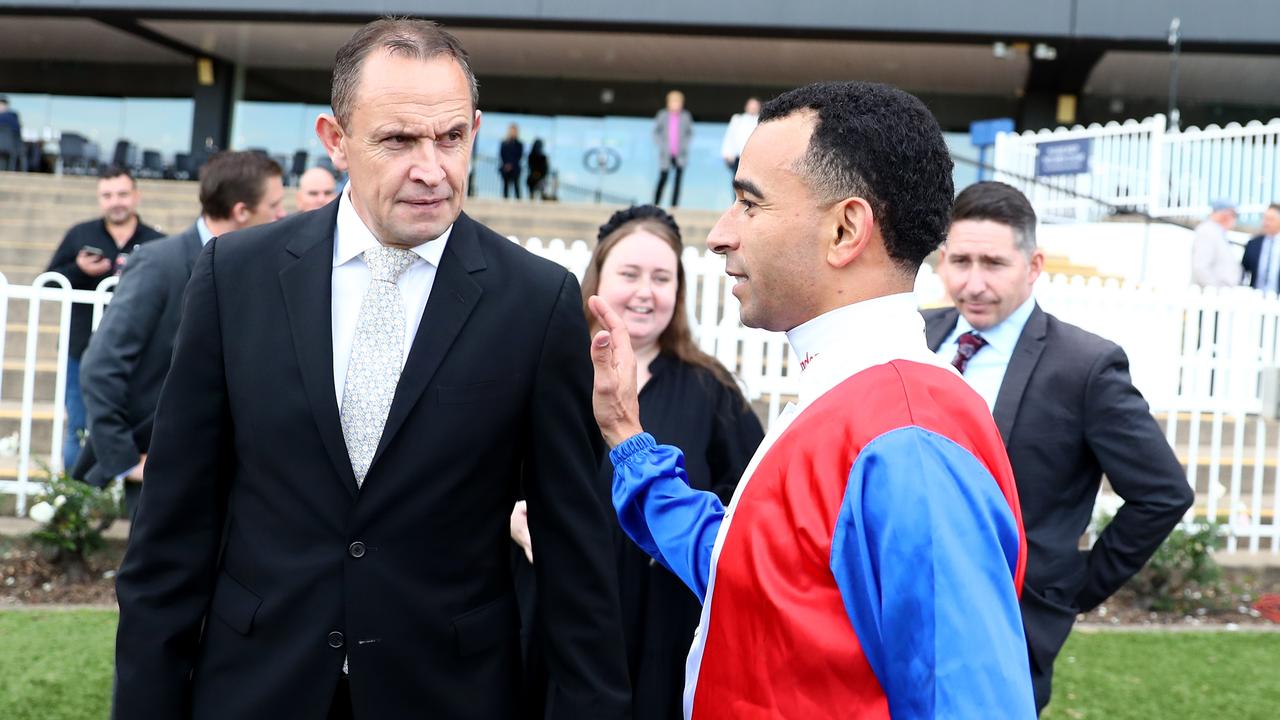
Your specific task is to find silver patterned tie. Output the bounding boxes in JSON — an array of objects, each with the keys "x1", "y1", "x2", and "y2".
[{"x1": 340, "y1": 245, "x2": 419, "y2": 487}]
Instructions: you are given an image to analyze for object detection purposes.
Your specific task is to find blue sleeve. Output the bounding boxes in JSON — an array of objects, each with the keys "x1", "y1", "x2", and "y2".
[
  {"x1": 830, "y1": 427, "x2": 1036, "y2": 719},
  {"x1": 609, "y1": 433, "x2": 725, "y2": 602}
]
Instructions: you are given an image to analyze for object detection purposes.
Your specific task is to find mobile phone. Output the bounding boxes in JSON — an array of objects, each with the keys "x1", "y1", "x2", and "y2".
[{"x1": 80, "y1": 245, "x2": 105, "y2": 258}]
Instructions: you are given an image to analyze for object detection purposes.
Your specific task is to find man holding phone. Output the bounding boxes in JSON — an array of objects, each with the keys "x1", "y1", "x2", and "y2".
[{"x1": 44, "y1": 165, "x2": 164, "y2": 472}]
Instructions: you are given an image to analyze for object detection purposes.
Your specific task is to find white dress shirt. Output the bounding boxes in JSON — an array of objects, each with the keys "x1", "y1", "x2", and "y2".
[
  {"x1": 331, "y1": 184, "x2": 451, "y2": 406},
  {"x1": 1257, "y1": 235, "x2": 1280, "y2": 292},
  {"x1": 719, "y1": 112, "x2": 758, "y2": 161},
  {"x1": 934, "y1": 295, "x2": 1037, "y2": 411}
]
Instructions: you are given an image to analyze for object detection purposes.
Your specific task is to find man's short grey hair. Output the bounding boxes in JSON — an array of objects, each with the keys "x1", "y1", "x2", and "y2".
[{"x1": 330, "y1": 18, "x2": 479, "y2": 128}]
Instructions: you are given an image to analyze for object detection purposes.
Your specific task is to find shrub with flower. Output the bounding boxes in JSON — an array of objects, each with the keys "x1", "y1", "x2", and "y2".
[{"x1": 26, "y1": 470, "x2": 120, "y2": 579}]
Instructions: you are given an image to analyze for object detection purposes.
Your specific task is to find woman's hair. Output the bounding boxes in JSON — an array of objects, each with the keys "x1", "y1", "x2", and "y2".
[{"x1": 581, "y1": 205, "x2": 741, "y2": 395}]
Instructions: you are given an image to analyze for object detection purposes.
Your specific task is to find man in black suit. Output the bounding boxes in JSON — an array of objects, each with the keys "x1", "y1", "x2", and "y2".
[
  {"x1": 922, "y1": 181, "x2": 1194, "y2": 714},
  {"x1": 112, "y1": 19, "x2": 631, "y2": 720},
  {"x1": 1241, "y1": 203, "x2": 1280, "y2": 292},
  {"x1": 78, "y1": 151, "x2": 285, "y2": 518}
]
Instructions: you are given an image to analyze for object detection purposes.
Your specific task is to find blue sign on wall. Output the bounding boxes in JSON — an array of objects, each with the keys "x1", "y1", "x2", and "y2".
[
  {"x1": 1036, "y1": 139, "x2": 1092, "y2": 176},
  {"x1": 969, "y1": 118, "x2": 1015, "y2": 148}
]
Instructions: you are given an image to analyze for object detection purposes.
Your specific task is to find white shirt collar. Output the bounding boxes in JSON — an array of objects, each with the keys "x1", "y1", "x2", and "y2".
[
  {"x1": 951, "y1": 294, "x2": 1037, "y2": 355},
  {"x1": 785, "y1": 292, "x2": 955, "y2": 407},
  {"x1": 333, "y1": 183, "x2": 451, "y2": 268},
  {"x1": 195, "y1": 216, "x2": 215, "y2": 246}
]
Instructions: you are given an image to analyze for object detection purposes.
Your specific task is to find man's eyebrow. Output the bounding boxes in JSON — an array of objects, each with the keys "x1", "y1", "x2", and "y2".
[{"x1": 733, "y1": 178, "x2": 764, "y2": 199}]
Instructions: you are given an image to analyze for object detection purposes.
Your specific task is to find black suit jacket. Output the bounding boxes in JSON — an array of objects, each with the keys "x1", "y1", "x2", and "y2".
[
  {"x1": 1241, "y1": 234, "x2": 1275, "y2": 291},
  {"x1": 924, "y1": 305, "x2": 1194, "y2": 668},
  {"x1": 79, "y1": 225, "x2": 202, "y2": 487},
  {"x1": 113, "y1": 205, "x2": 631, "y2": 719}
]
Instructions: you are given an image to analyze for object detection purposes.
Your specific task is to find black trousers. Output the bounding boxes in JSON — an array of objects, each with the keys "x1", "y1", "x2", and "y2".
[
  {"x1": 327, "y1": 676, "x2": 352, "y2": 720},
  {"x1": 654, "y1": 163, "x2": 683, "y2": 207},
  {"x1": 502, "y1": 171, "x2": 521, "y2": 199}
]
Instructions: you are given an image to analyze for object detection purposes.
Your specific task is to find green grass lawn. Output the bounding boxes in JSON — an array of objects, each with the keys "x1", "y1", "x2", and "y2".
[
  {"x1": 1044, "y1": 629, "x2": 1280, "y2": 719},
  {"x1": 0, "y1": 611, "x2": 1276, "y2": 718},
  {"x1": 0, "y1": 610, "x2": 115, "y2": 720}
]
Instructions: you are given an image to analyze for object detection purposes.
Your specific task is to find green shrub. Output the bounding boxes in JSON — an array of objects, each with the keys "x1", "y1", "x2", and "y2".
[{"x1": 26, "y1": 472, "x2": 119, "y2": 572}]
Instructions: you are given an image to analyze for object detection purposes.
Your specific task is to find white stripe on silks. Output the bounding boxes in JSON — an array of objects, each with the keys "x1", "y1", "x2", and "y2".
[{"x1": 682, "y1": 401, "x2": 801, "y2": 720}]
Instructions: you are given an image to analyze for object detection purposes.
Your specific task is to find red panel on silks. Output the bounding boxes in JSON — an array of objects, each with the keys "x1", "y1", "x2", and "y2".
[{"x1": 688, "y1": 360, "x2": 1026, "y2": 719}]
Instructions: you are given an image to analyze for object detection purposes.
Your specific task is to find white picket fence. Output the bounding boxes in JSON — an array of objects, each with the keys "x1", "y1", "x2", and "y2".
[
  {"x1": 2, "y1": 239, "x2": 1278, "y2": 551},
  {"x1": 993, "y1": 113, "x2": 1280, "y2": 223}
]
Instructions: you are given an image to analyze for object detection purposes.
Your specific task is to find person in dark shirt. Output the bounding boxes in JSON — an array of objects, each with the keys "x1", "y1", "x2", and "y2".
[
  {"x1": 526, "y1": 138, "x2": 549, "y2": 200},
  {"x1": 500, "y1": 123, "x2": 524, "y2": 199},
  {"x1": 511, "y1": 205, "x2": 764, "y2": 719},
  {"x1": 44, "y1": 165, "x2": 163, "y2": 472}
]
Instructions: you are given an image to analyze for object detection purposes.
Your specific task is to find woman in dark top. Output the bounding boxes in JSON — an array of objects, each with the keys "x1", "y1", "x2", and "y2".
[
  {"x1": 511, "y1": 205, "x2": 764, "y2": 720},
  {"x1": 526, "y1": 139, "x2": 549, "y2": 200}
]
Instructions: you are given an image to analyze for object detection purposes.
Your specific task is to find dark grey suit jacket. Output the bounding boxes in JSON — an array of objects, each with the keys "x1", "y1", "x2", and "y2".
[
  {"x1": 924, "y1": 304, "x2": 1194, "y2": 670},
  {"x1": 79, "y1": 224, "x2": 202, "y2": 487}
]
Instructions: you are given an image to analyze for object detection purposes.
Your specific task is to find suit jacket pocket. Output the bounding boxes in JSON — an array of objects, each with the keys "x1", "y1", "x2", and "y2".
[
  {"x1": 209, "y1": 570, "x2": 262, "y2": 636},
  {"x1": 451, "y1": 592, "x2": 517, "y2": 657},
  {"x1": 437, "y1": 377, "x2": 523, "y2": 406},
  {"x1": 1020, "y1": 584, "x2": 1079, "y2": 668}
]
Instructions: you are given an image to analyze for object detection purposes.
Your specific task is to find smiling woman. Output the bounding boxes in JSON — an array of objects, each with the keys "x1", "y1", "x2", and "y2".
[{"x1": 511, "y1": 204, "x2": 764, "y2": 720}]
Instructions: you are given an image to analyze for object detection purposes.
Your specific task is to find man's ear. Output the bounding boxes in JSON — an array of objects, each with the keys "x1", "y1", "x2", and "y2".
[
  {"x1": 828, "y1": 196, "x2": 875, "y2": 269},
  {"x1": 230, "y1": 201, "x2": 250, "y2": 226},
  {"x1": 1027, "y1": 248, "x2": 1046, "y2": 285},
  {"x1": 315, "y1": 113, "x2": 348, "y2": 171}
]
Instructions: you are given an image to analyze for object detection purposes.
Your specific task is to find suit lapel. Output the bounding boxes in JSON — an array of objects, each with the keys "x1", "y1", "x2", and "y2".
[
  {"x1": 278, "y1": 203, "x2": 358, "y2": 496},
  {"x1": 369, "y1": 213, "x2": 486, "y2": 469},
  {"x1": 924, "y1": 308, "x2": 959, "y2": 351},
  {"x1": 991, "y1": 304, "x2": 1048, "y2": 444}
]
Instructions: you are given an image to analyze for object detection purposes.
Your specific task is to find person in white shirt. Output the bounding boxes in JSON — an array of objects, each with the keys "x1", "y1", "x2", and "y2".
[
  {"x1": 719, "y1": 97, "x2": 760, "y2": 193},
  {"x1": 1190, "y1": 198, "x2": 1240, "y2": 287}
]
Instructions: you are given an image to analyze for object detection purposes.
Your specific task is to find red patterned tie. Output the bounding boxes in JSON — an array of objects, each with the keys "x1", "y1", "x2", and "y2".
[{"x1": 950, "y1": 331, "x2": 988, "y2": 374}]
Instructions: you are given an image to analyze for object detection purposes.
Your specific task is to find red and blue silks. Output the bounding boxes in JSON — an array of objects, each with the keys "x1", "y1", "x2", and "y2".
[{"x1": 610, "y1": 359, "x2": 1035, "y2": 719}]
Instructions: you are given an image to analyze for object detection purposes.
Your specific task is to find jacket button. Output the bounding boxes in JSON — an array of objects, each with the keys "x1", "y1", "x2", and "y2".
[
  {"x1": 348, "y1": 541, "x2": 366, "y2": 558},
  {"x1": 328, "y1": 631, "x2": 344, "y2": 649}
]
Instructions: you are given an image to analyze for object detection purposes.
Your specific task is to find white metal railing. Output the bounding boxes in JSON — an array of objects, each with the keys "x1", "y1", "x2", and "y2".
[
  {"x1": 0, "y1": 273, "x2": 117, "y2": 515},
  {"x1": 3, "y1": 246, "x2": 1278, "y2": 551},
  {"x1": 993, "y1": 113, "x2": 1280, "y2": 222}
]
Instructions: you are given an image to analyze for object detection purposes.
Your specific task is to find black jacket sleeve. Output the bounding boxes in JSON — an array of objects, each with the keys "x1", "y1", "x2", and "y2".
[
  {"x1": 113, "y1": 239, "x2": 233, "y2": 718},
  {"x1": 1075, "y1": 345, "x2": 1196, "y2": 611},
  {"x1": 45, "y1": 226, "x2": 96, "y2": 288},
  {"x1": 80, "y1": 244, "x2": 167, "y2": 485},
  {"x1": 523, "y1": 272, "x2": 632, "y2": 719}
]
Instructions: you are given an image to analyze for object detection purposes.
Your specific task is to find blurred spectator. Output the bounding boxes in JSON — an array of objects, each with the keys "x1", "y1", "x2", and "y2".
[
  {"x1": 77, "y1": 151, "x2": 285, "y2": 519},
  {"x1": 652, "y1": 90, "x2": 692, "y2": 207},
  {"x1": 526, "y1": 138, "x2": 549, "y2": 200},
  {"x1": 295, "y1": 166, "x2": 338, "y2": 212},
  {"x1": 500, "y1": 122, "x2": 524, "y2": 199},
  {"x1": 0, "y1": 95, "x2": 21, "y2": 171},
  {"x1": 0, "y1": 95, "x2": 19, "y2": 136},
  {"x1": 927, "y1": 181, "x2": 1193, "y2": 714},
  {"x1": 1241, "y1": 202, "x2": 1280, "y2": 293},
  {"x1": 719, "y1": 97, "x2": 760, "y2": 188},
  {"x1": 1191, "y1": 198, "x2": 1240, "y2": 287},
  {"x1": 44, "y1": 166, "x2": 164, "y2": 472}
]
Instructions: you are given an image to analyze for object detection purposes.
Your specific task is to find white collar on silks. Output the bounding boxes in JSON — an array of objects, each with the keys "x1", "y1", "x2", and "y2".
[{"x1": 785, "y1": 292, "x2": 956, "y2": 409}]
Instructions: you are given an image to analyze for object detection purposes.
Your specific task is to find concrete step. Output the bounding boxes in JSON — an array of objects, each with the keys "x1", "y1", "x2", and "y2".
[
  {"x1": 3, "y1": 323, "x2": 67, "y2": 362},
  {"x1": 2, "y1": 359, "x2": 64, "y2": 400}
]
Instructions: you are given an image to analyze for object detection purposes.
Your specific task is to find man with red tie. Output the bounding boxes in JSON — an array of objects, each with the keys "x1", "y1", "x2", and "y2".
[{"x1": 926, "y1": 181, "x2": 1194, "y2": 714}]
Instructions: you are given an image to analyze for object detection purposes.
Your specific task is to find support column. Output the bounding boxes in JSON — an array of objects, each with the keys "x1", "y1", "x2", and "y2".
[
  {"x1": 1017, "y1": 44, "x2": 1105, "y2": 131},
  {"x1": 190, "y1": 57, "x2": 239, "y2": 162}
]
